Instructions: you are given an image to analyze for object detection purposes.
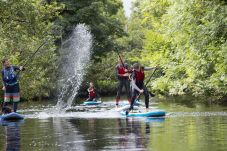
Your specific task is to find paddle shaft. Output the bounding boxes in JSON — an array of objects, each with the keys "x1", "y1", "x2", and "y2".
[
  {"x1": 145, "y1": 68, "x2": 157, "y2": 87},
  {"x1": 116, "y1": 51, "x2": 125, "y2": 68},
  {"x1": 136, "y1": 68, "x2": 157, "y2": 99},
  {"x1": 22, "y1": 41, "x2": 47, "y2": 68},
  {"x1": 16, "y1": 40, "x2": 47, "y2": 75}
]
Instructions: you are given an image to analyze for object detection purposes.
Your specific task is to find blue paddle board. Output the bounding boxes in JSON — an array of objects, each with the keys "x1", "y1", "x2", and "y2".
[
  {"x1": 121, "y1": 110, "x2": 166, "y2": 117},
  {"x1": 0, "y1": 112, "x2": 24, "y2": 121},
  {"x1": 83, "y1": 101, "x2": 102, "y2": 106},
  {"x1": 121, "y1": 100, "x2": 141, "y2": 106},
  {"x1": 0, "y1": 119, "x2": 24, "y2": 126}
]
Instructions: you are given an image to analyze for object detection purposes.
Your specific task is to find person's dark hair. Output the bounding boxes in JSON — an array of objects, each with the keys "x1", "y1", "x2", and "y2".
[{"x1": 2, "y1": 58, "x2": 9, "y2": 64}]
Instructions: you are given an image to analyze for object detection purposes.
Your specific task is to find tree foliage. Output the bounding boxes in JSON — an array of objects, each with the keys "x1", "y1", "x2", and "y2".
[
  {"x1": 55, "y1": 0, "x2": 126, "y2": 57},
  {"x1": 1, "y1": 0, "x2": 226, "y2": 102},
  {"x1": 0, "y1": 0, "x2": 126, "y2": 100},
  {"x1": 126, "y1": 0, "x2": 227, "y2": 101},
  {"x1": 0, "y1": 0, "x2": 63, "y2": 99}
]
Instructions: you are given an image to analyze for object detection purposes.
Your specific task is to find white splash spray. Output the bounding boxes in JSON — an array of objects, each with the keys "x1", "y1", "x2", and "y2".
[{"x1": 56, "y1": 24, "x2": 93, "y2": 109}]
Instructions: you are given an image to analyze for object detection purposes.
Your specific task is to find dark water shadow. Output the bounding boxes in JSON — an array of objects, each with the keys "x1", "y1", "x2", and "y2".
[
  {"x1": 1, "y1": 120, "x2": 24, "y2": 151},
  {"x1": 117, "y1": 117, "x2": 165, "y2": 150},
  {"x1": 65, "y1": 118, "x2": 158, "y2": 150}
]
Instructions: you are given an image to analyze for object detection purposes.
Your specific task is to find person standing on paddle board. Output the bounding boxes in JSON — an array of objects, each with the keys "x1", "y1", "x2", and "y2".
[
  {"x1": 115, "y1": 57, "x2": 131, "y2": 107},
  {"x1": 127, "y1": 63, "x2": 154, "y2": 115},
  {"x1": 1, "y1": 58, "x2": 24, "y2": 114},
  {"x1": 86, "y1": 82, "x2": 97, "y2": 102}
]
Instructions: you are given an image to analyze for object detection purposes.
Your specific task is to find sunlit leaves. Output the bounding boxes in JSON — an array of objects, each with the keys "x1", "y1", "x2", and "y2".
[
  {"x1": 0, "y1": 0, "x2": 63, "y2": 99},
  {"x1": 127, "y1": 0, "x2": 227, "y2": 101}
]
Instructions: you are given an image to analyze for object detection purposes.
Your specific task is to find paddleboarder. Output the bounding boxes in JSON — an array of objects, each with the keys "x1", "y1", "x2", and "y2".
[
  {"x1": 86, "y1": 82, "x2": 97, "y2": 102},
  {"x1": 126, "y1": 63, "x2": 156, "y2": 115},
  {"x1": 115, "y1": 57, "x2": 131, "y2": 107},
  {"x1": 1, "y1": 58, "x2": 24, "y2": 114}
]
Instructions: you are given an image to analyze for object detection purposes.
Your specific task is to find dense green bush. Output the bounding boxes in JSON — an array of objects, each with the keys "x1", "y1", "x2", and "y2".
[
  {"x1": 0, "y1": 0, "x2": 63, "y2": 99},
  {"x1": 124, "y1": 0, "x2": 227, "y2": 101}
]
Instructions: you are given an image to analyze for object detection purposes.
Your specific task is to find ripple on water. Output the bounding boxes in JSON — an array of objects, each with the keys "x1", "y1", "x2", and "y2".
[
  {"x1": 20, "y1": 103, "x2": 227, "y2": 120},
  {"x1": 167, "y1": 111, "x2": 227, "y2": 118},
  {"x1": 24, "y1": 108, "x2": 123, "y2": 119}
]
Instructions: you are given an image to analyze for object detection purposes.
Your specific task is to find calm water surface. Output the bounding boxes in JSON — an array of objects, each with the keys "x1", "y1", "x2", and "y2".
[{"x1": 1, "y1": 97, "x2": 227, "y2": 151}]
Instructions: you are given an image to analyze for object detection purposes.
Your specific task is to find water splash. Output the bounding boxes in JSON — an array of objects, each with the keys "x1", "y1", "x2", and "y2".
[{"x1": 56, "y1": 24, "x2": 93, "y2": 109}]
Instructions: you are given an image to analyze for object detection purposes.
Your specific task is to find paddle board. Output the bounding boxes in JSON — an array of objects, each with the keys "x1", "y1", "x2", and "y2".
[
  {"x1": 0, "y1": 112, "x2": 24, "y2": 121},
  {"x1": 83, "y1": 101, "x2": 102, "y2": 106},
  {"x1": 120, "y1": 110, "x2": 166, "y2": 117}
]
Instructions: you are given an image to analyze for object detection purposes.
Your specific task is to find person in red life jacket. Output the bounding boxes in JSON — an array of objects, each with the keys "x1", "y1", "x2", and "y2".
[
  {"x1": 1, "y1": 58, "x2": 24, "y2": 114},
  {"x1": 86, "y1": 82, "x2": 97, "y2": 102},
  {"x1": 126, "y1": 63, "x2": 155, "y2": 115},
  {"x1": 115, "y1": 57, "x2": 131, "y2": 107}
]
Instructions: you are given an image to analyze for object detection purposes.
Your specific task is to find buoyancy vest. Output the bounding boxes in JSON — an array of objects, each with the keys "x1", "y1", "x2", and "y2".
[
  {"x1": 135, "y1": 69, "x2": 145, "y2": 82},
  {"x1": 117, "y1": 65, "x2": 127, "y2": 75},
  {"x1": 3, "y1": 66, "x2": 18, "y2": 85},
  {"x1": 89, "y1": 88, "x2": 96, "y2": 98},
  {"x1": 133, "y1": 69, "x2": 145, "y2": 88}
]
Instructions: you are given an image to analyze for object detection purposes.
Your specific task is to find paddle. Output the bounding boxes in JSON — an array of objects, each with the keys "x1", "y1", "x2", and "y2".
[
  {"x1": 116, "y1": 50, "x2": 125, "y2": 68},
  {"x1": 5, "y1": 40, "x2": 48, "y2": 85},
  {"x1": 145, "y1": 68, "x2": 158, "y2": 87},
  {"x1": 17, "y1": 40, "x2": 48, "y2": 74}
]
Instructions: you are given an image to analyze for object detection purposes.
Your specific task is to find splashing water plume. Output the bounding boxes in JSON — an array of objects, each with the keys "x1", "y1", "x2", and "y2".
[{"x1": 56, "y1": 24, "x2": 92, "y2": 110}]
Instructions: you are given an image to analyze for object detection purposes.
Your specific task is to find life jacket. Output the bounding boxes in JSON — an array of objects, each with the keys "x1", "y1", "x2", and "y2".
[
  {"x1": 135, "y1": 69, "x2": 145, "y2": 82},
  {"x1": 3, "y1": 66, "x2": 17, "y2": 85},
  {"x1": 117, "y1": 65, "x2": 126, "y2": 75},
  {"x1": 89, "y1": 88, "x2": 96, "y2": 98}
]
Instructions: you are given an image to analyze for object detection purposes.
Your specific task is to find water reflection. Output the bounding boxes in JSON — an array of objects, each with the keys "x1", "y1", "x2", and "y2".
[
  {"x1": 52, "y1": 118, "x2": 85, "y2": 151},
  {"x1": 116, "y1": 118, "x2": 165, "y2": 150},
  {"x1": 1, "y1": 120, "x2": 23, "y2": 151},
  {"x1": 4, "y1": 98, "x2": 227, "y2": 151},
  {"x1": 51, "y1": 117, "x2": 165, "y2": 151}
]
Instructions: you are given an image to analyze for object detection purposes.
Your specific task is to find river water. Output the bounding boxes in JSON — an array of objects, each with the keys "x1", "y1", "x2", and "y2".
[{"x1": 1, "y1": 97, "x2": 227, "y2": 151}]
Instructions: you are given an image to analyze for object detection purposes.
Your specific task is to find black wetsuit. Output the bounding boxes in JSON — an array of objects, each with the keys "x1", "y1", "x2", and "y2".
[
  {"x1": 130, "y1": 69, "x2": 149, "y2": 110},
  {"x1": 115, "y1": 63, "x2": 131, "y2": 105}
]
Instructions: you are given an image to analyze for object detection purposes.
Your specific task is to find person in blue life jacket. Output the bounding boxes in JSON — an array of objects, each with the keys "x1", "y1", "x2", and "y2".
[{"x1": 1, "y1": 58, "x2": 24, "y2": 114}]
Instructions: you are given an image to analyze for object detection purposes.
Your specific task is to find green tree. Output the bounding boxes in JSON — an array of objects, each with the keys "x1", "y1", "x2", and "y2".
[
  {"x1": 55, "y1": 0, "x2": 125, "y2": 57},
  {"x1": 126, "y1": 0, "x2": 227, "y2": 101},
  {"x1": 0, "y1": 0, "x2": 63, "y2": 99}
]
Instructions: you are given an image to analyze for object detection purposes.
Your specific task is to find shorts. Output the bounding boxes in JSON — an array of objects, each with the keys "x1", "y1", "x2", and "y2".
[{"x1": 4, "y1": 83, "x2": 20, "y2": 103}]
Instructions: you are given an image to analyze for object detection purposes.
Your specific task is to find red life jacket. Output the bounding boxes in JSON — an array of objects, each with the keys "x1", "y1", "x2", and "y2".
[
  {"x1": 89, "y1": 88, "x2": 96, "y2": 98},
  {"x1": 117, "y1": 65, "x2": 126, "y2": 75},
  {"x1": 135, "y1": 69, "x2": 145, "y2": 82}
]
